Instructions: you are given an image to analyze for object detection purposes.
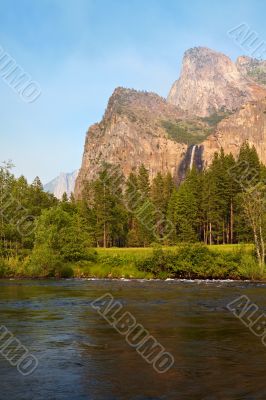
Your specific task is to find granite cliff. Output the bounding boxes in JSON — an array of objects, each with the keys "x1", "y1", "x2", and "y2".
[
  {"x1": 45, "y1": 170, "x2": 78, "y2": 199},
  {"x1": 167, "y1": 47, "x2": 266, "y2": 117},
  {"x1": 75, "y1": 88, "x2": 187, "y2": 197},
  {"x1": 202, "y1": 98, "x2": 266, "y2": 166},
  {"x1": 236, "y1": 56, "x2": 266, "y2": 87},
  {"x1": 75, "y1": 47, "x2": 266, "y2": 198}
]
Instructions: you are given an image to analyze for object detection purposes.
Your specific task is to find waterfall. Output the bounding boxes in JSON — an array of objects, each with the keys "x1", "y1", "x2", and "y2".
[
  {"x1": 177, "y1": 144, "x2": 203, "y2": 184},
  {"x1": 189, "y1": 145, "x2": 196, "y2": 170}
]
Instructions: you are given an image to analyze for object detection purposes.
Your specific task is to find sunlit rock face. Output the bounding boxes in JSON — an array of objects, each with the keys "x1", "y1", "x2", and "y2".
[
  {"x1": 75, "y1": 48, "x2": 266, "y2": 198},
  {"x1": 236, "y1": 56, "x2": 266, "y2": 87},
  {"x1": 202, "y1": 98, "x2": 266, "y2": 167},
  {"x1": 167, "y1": 47, "x2": 266, "y2": 117},
  {"x1": 75, "y1": 88, "x2": 188, "y2": 198},
  {"x1": 44, "y1": 170, "x2": 78, "y2": 199}
]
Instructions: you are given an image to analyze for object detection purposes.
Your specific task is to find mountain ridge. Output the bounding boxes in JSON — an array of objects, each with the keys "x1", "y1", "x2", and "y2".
[
  {"x1": 74, "y1": 46, "x2": 266, "y2": 199},
  {"x1": 44, "y1": 170, "x2": 78, "y2": 199},
  {"x1": 167, "y1": 46, "x2": 266, "y2": 117}
]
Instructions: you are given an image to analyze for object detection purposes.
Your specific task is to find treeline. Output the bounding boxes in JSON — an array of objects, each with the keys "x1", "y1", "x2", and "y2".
[
  {"x1": 80, "y1": 142, "x2": 266, "y2": 248},
  {"x1": 0, "y1": 142, "x2": 265, "y2": 271},
  {"x1": 0, "y1": 162, "x2": 57, "y2": 258}
]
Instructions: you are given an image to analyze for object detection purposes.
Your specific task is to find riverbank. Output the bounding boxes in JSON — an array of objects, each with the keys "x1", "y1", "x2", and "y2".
[
  {"x1": 1, "y1": 244, "x2": 264, "y2": 281},
  {"x1": 73, "y1": 244, "x2": 263, "y2": 280}
]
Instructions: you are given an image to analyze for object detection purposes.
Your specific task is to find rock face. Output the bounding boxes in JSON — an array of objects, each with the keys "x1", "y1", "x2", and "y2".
[
  {"x1": 236, "y1": 56, "x2": 266, "y2": 86},
  {"x1": 167, "y1": 47, "x2": 265, "y2": 117},
  {"x1": 75, "y1": 88, "x2": 188, "y2": 197},
  {"x1": 45, "y1": 170, "x2": 78, "y2": 199},
  {"x1": 75, "y1": 47, "x2": 266, "y2": 199},
  {"x1": 202, "y1": 98, "x2": 266, "y2": 166}
]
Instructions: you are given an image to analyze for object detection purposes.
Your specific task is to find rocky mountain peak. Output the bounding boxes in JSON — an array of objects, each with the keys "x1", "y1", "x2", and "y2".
[
  {"x1": 74, "y1": 87, "x2": 186, "y2": 198},
  {"x1": 103, "y1": 87, "x2": 182, "y2": 121},
  {"x1": 44, "y1": 170, "x2": 78, "y2": 199},
  {"x1": 167, "y1": 46, "x2": 266, "y2": 117},
  {"x1": 74, "y1": 46, "x2": 266, "y2": 199}
]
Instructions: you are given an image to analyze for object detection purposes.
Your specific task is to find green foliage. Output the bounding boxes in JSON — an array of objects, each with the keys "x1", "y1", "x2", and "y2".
[
  {"x1": 202, "y1": 150, "x2": 237, "y2": 244},
  {"x1": 83, "y1": 164, "x2": 128, "y2": 247},
  {"x1": 60, "y1": 265, "x2": 74, "y2": 278},
  {"x1": 162, "y1": 111, "x2": 232, "y2": 146},
  {"x1": 0, "y1": 164, "x2": 58, "y2": 256},
  {"x1": 238, "y1": 254, "x2": 263, "y2": 280},
  {"x1": 136, "y1": 244, "x2": 250, "y2": 279},
  {"x1": 201, "y1": 110, "x2": 232, "y2": 127},
  {"x1": 167, "y1": 169, "x2": 200, "y2": 243},
  {"x1": 161, "y1": 120, "x2": 211, "y2": 145},
  {"x1": 32, "y1": 205, "x2": 93, "y2": 262},
  {"x1": 29, "y1": 245, "x2": 64, "y2": 277},
  {"x1": 1, "y1": 141, "x2": 265, "y2": 279},
  {"x1": 72, "y1": 257, "x2": 151, "y2": 279}
]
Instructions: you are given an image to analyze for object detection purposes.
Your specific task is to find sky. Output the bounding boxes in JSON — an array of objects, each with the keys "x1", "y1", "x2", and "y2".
[{"x1": 0, "y1": 0, "x2": 265, "y2": 184}]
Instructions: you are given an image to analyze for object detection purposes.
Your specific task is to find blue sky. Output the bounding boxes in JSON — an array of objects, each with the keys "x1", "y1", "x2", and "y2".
[{"x1": 0, "y1": 0, "x2": 265, "y2": 184}]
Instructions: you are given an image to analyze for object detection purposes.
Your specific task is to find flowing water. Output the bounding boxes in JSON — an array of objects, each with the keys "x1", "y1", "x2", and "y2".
[
  {"x1": 189, "y1": 145, "x2": 196, "y2": 170},
  {"x1": 0, "y1": 279, "x2": 266, "y2": 400}
]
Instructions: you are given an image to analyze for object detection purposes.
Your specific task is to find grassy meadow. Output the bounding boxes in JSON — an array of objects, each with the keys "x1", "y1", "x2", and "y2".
[
  {"x1": 1, "y1": 243, "x2": 262, "y2": 280},
  {"x1": 95, "y1": 244, "x2": 254, "y2": 257},
  {"x1": 72, "y1": 244, "x2": 261, "y2": 280}
]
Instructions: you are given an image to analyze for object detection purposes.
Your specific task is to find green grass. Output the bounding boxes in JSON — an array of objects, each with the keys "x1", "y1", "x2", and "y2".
[
  {"x1": 134, "y1": 244, "x2": 263, "y2": 280},
  {"x1": 95, "y1": 244, "x2": 253, "y2": 257},
  {"x1": 95, "y1": 247, "x2": 153, "y2": 258},
  {"x1": 0, "y1": 244, "x2": 260, "y2": 280},
  {"x1": 209, "y1": 244, "x2": 253, "y2": 252},
  {"x1": 78, "y1": 244, "x2": 258, "y2": 280},
  {"x1": 72, "y1": 247, "x2": 154, "y2": 278},
  {"x1": 72, "y1": 261, "x2": 152, "y2": 279},
  {"x1": 72, "y1": 244, "x2": 256, "y2": 280}
]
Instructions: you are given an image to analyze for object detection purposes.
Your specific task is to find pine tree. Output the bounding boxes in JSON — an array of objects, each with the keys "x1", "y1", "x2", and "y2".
[
  {"x1": 137, "y1": 165, "x2": 150, "y2": 198},
  {"x1": 85, "y1": 164, "x2": 127, "y2": 247},
  {"x1": 233, "y1": 143, "x2": 262, "y2": 242},
  {"x1": 202, "y1": 150, "x2": 237, "y2": 244},
  {"x1": 167, "y1": 173, "x2": 199, "y2": 243}
]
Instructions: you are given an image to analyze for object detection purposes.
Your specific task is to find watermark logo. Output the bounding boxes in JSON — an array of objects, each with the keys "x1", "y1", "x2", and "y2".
[
  {"x1": 0, "y1": 191, "x2": 36, "y2": 237},
  {"x1": 0, "y1": 45, "x2": 41, "y2": 103},
  {"x1": 227, "y1": 295, "x2": 266, "y2": 346},
  {"x1": 0, "y1": 325, "x2": 38, "y2": 376},
  {"x1": 91, "y1": 293, "x2": 175, "y2": 374},
  {"x1": 101, "y1": 165, "x2": 175, "y2": 242},
  {"x1": 228, "y1": 23, "x2": 266, "y2": 59}
]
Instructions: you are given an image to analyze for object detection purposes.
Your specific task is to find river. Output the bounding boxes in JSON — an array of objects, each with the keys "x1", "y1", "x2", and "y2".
[{"x1": 0, "y1": 279, "x2": 266, "y2": 399}]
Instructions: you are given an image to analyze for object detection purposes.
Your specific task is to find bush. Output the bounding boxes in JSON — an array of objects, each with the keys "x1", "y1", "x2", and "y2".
[
  {"x1": 239, "y1": 254, "x2": 263, "y2": 280},
  {"x1": 59, "y1": 265, "x2": 74, "y2": 278},
  {"x1": 0, "y1": 259, "x2": 7, "y2": 278},
  {"x1": 29, "y1": 245, "x2": 64, "y2": 277},
  {"x1": 136, "y1": 244, "x2": 253, "y2": 279}
]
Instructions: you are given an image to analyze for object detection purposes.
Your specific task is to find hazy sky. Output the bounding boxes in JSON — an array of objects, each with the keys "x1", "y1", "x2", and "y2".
[{"x1": 0, "y1": 0, "x2": 265, "y2": 184}]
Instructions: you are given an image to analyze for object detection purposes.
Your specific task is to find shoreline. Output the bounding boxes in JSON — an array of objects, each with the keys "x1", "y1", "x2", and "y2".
[{"x1": 1, "y1": 277, "x2": 266, "y2": 283}]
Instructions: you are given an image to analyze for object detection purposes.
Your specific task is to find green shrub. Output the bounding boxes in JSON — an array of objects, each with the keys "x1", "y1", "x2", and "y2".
[
  {"x1": 29, "y1": 245, "x2": 64, "y2": 277},
  {"x1": 59, "y1": 265, "x2": 74, "y2": 278},
  {"x1": 136, "y1": 244, "x2": 255, "y2": 279},
  {"x1": 0, "y1": 259, "x2": 7, "y2": 278},
  {"x1": 161, "y1": 120, "x2": 211, "y2": 145},
  {"x1": 239, "y1": 254, "x2": 263, "y2": 280}
]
